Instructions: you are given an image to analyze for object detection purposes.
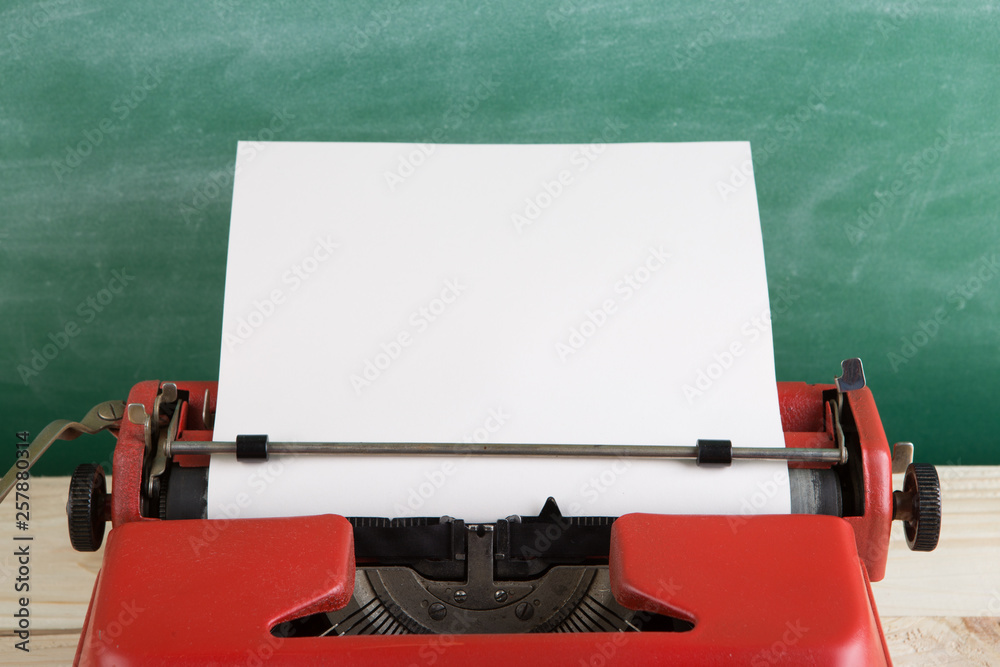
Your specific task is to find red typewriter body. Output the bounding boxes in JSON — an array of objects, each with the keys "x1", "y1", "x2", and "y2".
[{"x1": 60, "y1": 375, "x2": 938, "y2": 666}]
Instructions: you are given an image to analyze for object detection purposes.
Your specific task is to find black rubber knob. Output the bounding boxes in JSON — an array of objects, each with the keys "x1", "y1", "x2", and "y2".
[
  {"x1": 901, "y1": 463, "x2": 942, "y2": 552},
  {"x1": 67, "y1": 464, "x2": 107, "y2": 552}
]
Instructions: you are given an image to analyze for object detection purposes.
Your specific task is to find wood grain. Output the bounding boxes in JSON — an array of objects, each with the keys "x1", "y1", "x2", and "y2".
[{"x1": 0, "y1": 466, "x2": 996, "y2": 664}]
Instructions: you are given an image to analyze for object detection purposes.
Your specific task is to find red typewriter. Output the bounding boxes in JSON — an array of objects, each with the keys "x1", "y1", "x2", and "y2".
[{"x1": 2, "y1": 358, "x2": 940, "y2": 666}]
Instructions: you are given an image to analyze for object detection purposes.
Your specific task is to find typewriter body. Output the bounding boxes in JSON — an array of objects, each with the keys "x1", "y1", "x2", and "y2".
[{"x1": 2, "y1": 359, "x2": 940, "y2": 666}]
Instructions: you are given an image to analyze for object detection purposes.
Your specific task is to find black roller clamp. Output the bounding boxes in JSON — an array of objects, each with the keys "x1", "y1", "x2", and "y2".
[
  {"x1": 893, "y1": 462, "x2": 942, "y2": 552},
  {"x1": 236, "y1": 434, "x2": 269, "y2": 461},
  {"x1": 67, "y1": 463, "x2": 107, "y2": 552},
  {"x1": 696, "y1": 439, "x2": 733, "y2": 466}
]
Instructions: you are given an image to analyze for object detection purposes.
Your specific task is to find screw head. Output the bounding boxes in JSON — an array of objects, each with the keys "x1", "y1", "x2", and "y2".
[
  {"x1": 494, "y1": 589, "x2": 508, "y2": 603},
  {"x1": 428, "y1": 602, "x2": 447, "y2": 620},
  {"x1": 453, "y1": 590, "x2": 467, "y2": 603},
  {"x1": 515, "y1": 601, "x2": 534, "y2": 620}
]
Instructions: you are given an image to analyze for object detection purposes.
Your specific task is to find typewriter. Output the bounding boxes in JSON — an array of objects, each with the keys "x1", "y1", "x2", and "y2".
[{"x1": 2, "y1": 359, "x2": 940, "y2": 665}]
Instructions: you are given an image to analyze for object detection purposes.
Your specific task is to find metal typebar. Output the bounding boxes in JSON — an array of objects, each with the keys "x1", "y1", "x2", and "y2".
[{"x1": 169, "y1": 440, "x2": 845, "y2": 463}]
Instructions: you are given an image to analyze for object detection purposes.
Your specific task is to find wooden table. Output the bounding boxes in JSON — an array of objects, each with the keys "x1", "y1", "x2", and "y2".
[{"x1": 1, "y1": 467, "x2": 997, "y2": 665}]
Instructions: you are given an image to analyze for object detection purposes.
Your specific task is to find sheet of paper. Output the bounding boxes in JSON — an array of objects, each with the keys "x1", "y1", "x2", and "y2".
[{"x1": 208, "y1": 141, "x2": 790, "y2": 521}]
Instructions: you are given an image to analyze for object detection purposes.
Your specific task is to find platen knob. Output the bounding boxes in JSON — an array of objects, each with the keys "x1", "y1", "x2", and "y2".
[
  {"x1": 67, "y1": 463, "x2": 107, "y2": 552},
  {"x1": 893, "y1": 463, "x2": 942, "y2": 552}
]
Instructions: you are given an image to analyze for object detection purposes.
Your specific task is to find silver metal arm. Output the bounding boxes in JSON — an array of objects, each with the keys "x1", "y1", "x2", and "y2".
[
  {"x1": 169, "y1": 439, "x2": 845, "y2": 463},
  {"x1": 0, "y1": 401, "x2": 125, "y2": 503}
]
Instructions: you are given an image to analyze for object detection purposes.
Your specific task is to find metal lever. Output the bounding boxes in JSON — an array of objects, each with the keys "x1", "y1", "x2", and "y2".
[
  {"x1": 835, "y1": 358, "x2": 866, "y2": 393},
  {"x1": 891, "y1": 442, "x2": 915, "y2": 474},
  {"x1": 0, "y1": 400, "x2": 125, "y2": 504}
]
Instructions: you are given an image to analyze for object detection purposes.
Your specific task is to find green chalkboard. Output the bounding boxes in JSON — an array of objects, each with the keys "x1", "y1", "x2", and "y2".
[{"x1": 2, "y1": 1, "x2": 997, "y2": 475}]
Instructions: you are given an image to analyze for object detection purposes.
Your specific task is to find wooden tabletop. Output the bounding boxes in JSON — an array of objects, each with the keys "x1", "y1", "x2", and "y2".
[{"x1": 0, "y1": 467, "x2": 997, "y2": 665}]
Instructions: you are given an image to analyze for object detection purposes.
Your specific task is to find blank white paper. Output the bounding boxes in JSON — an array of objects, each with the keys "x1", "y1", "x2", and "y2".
[{"x1": 208, "y1": 141, "x2": 790, "y2": 521}]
